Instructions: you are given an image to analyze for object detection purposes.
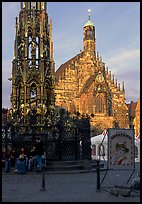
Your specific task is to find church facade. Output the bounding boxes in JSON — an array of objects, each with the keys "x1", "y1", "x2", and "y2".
[{"x1": 55, "y1": 12, "x2": 129, "y2": 131}]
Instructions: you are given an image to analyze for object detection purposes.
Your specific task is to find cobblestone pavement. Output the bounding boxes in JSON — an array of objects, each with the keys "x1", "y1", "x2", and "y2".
[{"x1": 2, "y1": 163, "x2": 140, "y2": 202}]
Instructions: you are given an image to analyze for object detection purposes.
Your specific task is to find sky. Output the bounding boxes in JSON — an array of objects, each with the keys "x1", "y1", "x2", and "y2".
[{"x1": 2, "y1": 2, "x2": 140, "y2": 108}]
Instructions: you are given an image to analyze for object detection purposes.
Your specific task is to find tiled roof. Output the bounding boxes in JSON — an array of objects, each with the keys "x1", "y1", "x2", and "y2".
[
  {"x1": 55, "y1": 54, "x2": 81, "y2": 82},
  {"x1": 76, "y1": 75, "x2": 95, "y2": 98}
]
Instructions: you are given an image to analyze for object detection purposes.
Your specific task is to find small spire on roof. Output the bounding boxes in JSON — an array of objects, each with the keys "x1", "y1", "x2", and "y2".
[
  {"x1": 118, "y1": 83, "x2": 120, "y2": 91},
  {"x1": 88, "y1": 9, "x2": 91, "y2": 20},
  {"x1": 122, "y1": 82, "x2": 125, "y2": 93},
  {"x1": 84, "y1": 9, "x2": 94, "y2": 27}
]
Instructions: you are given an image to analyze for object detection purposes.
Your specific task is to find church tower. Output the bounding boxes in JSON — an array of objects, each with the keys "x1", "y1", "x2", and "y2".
[
  {"x1": 83, "y1": 10, "x2": 96, "y2": 54},
  {"x1": 11, "y1": 2, "x2": 55, "y2": 124}
]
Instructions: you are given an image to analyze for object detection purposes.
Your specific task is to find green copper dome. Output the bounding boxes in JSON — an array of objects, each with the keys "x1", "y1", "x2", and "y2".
[{"x1": 84, "y1": 20, "x2": 94, "y2": 27}]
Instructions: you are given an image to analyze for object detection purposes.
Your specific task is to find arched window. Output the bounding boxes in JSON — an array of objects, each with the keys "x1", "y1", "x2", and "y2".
[
  {"x1": 36, "y1": 36, "x2": 39, "y2": 60},
  {"x1": 28, "y1": 36, "x2": 32, "y2": 59},
  {"x1": 23, "y1": 2, "x2": 26, "y2": 8},
  {"x1": 96, "y1": 95, "x2": 104, "y2": 113},
  {"x1": 30, "y1": 83, "x2": 37, "y2": 99},
  {"x1": 86, "y1": 29, "x2": 94, "y2": 40},
  {"x1": 87, "y1": 30, "x2": 93, "y2": 36}
]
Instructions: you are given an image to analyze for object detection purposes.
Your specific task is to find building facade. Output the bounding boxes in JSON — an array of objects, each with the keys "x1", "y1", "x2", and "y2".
[
  {"x1": 55, "y1": 13, "x2": 129, "y2": 131},
  {"x1": 134, "y1": 98, "x2": 140, "y2": 137},
  {"x1": 127, "y1": 98, "x2": 140, "y2": 138}
]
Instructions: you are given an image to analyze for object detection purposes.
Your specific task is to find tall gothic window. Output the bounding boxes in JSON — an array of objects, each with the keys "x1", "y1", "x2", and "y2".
[
  {"x1": 23, "y1": 2, "x2": 26, "y2": 8},
  {"x1": 86, "y1": 29, "x2": 93, "y2": 40},
  {"x1": 87, "y1": 30, "x2": 93, "y2": 36},
  {"x1": 28, "y1": 36, "x2": 32, "y2": 59},
  {"x1": 96, "y1": 95, "x2": 104, "y2": 113},
  {"x1": 36, "y1": 2, "x2": 38, "y2": 9},
  {"x1": 36, "y1": 36, "x2": 39, "y2": 59},
  {"x1": 30, "y1": 83, "x2": 37, "y2": 99}
]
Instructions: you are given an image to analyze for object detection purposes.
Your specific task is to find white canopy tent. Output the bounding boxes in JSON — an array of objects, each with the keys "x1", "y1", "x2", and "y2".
[
  {"x1": 91, "y1": 134, "x2": 140, "y2": 162},
  {"x1": 91, "y1": 134, "x2": 107, "y2": 145}
]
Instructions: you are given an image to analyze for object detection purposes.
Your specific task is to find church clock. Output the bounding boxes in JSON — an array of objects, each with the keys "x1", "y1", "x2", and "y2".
[{"x1": 96, "y1": 73, "x2": 104, "y2": 83}]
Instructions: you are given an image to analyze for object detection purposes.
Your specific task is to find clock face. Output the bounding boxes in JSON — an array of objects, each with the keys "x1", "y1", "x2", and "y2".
[{"x1": 96, "y1": 74, "x2": 104, "y2": 83}]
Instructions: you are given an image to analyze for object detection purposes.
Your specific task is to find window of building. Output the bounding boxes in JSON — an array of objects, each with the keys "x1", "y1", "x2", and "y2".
[
  {"x1": 86, "y1": 29, "x2": 93, "y2": 40},
  {"x1": 96, "y1": 95, "x2": 104, "y2": 113},
  {"x1": 36, "y1": 37, "x2": 39, "y2": 60},
  {"x1": 28, "y1": 36, "x2": 32, "y2": 59},
  {"x1": 30, "y1": 83, "x2": 37, "y2": 99}
]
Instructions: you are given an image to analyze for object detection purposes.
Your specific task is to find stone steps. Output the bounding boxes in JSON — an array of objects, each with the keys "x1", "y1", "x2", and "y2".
[
  {"x1": 2, "y1": 160, "x2": 106, "y2": 174},
  {"x1": 46, "y1": 160, "x2": 87, "y2": 172},
  {"x1": 45, "y1": 160, "x2": 105, "y2": 173}
]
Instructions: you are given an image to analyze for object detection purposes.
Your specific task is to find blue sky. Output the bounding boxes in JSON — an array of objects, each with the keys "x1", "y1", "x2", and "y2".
[{"x1": 2, "y1": 2, "x2": 140, "y2": 108}]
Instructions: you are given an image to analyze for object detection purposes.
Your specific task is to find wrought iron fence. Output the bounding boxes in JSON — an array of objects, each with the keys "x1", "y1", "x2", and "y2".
[{"x1": 2, "y1": 113, "x2": 91, "y2": 161}]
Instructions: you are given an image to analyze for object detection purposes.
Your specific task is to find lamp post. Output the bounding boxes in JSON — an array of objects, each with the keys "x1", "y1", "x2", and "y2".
[
  {"x1": 96, "y1": 159, "x2": 101, "y2": 191},
  {"x1": 40, "y1": 156, "x2": 46, "y2": 191}
]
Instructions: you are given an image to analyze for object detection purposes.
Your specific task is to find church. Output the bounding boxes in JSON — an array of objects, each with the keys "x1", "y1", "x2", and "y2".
[
  {"x1": 8, "y1": 3, "x2": 137, "y2": 134},
  {"x1": 55, "y1": 11, "x2": 129, "y2": 131}
]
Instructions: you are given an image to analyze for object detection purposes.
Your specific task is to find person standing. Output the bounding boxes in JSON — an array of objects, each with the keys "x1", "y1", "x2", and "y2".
[
  {"x1": 2, "y1": 146, "x2": 11, "y2": 173},
  {"x1": 35, "y1": 138, "x2": 44, "y2": 172},
  {"x1": 10, "y1": 148, "x2": 18, "y2": 168}
]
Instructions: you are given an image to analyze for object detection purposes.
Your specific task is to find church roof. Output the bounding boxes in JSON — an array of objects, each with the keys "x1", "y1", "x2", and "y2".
[
  {"x1": 55, "y1": 53, "x2": 81, "y2": 82},
  {"x1": 84, "y1": 20, "x2": 94, "y2": 27},
  {"x1": 76, "y1": 75, "x2": 95, "y2": 98}
]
